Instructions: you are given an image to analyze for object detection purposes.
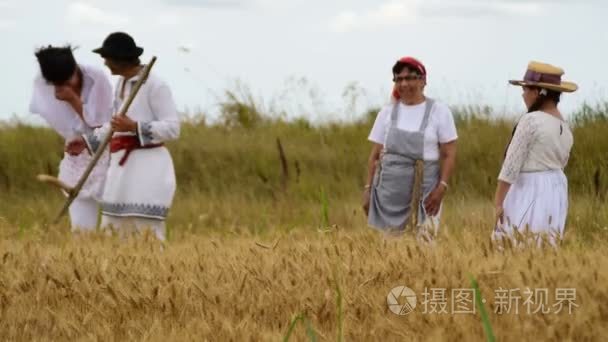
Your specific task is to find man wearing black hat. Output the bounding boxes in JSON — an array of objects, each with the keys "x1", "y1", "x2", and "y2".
[{"x1": 67, "y1": 32, "x2": 180, "y2": 241}]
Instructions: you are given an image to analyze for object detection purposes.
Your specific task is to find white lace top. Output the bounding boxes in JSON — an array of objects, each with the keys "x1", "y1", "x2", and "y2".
[
  {"x1": 498, "y1": 111, "x2": 573, "y2": 184},
  {"x1": 84, "y1": 68, "x2": 180, "y2": 150}
]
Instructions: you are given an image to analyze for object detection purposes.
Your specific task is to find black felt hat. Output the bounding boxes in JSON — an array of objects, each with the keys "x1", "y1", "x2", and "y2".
[{"x1": 93, "y1": 32, "x2": 143, "y2": 60}]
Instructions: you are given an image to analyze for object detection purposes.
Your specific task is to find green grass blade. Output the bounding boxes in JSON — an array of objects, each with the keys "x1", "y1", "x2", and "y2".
[
  {"x1": 319, "y1": 187, "x2": 329, "y2": 227},
  {"x1": 283, "y1": 313, "x2": 318, "y2": 342},
  {"x1": 283, "y1": 313, "x2": 304, "y2": 342},
  {"x1": 469, "y1": 275, "x2": 496, "y2": 342},
  {"x1": 305, "y1": 317, "x2": 318, "y2": 342}
]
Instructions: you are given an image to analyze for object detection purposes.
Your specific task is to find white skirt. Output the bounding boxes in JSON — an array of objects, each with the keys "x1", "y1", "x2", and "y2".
[
  {"x1": 493, "y1": 169, "x2": 568, "y2": 246},
  {"x1": 101, "y1": 146, "x2": 176, "y2": 220},
  {"x1": 58, "y1": 151, "x2": 109, "y2": 201}
]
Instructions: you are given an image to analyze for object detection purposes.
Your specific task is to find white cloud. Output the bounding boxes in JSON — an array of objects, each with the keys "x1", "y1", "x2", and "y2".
[
  {"x1": 494, "y1": 2, "x2": 541, "y2": 15},
  {"x1": 153, "y1": 10, "x2": 183, "y2": 28},
  {"x1": 0, "y1": 0, "x2": 16, "y2": 30},
  {"x1": 329, "y1": 12, "x2": 359, "y2": 33},
  {"x1": 329, "y1": 0, "x2": 548, "y2": 32},
  {"x1": 0, "y1": 19, "x2": 15, "y2": 30},
  {"x1": 163, "y1": 0, "x2": 250, "y2": 8},
  {"x1": 484, "y1": 0, "x2": 600, "y2": 3},
  {"x1": 66, "y1": 2, "x2": 130, "y2": 27},
  {"x1": 419, "y1": 0, "x2": 542, "y2": 17},
  {"x1": 0, "y1": 0, "x2": 14, "y2": 9},
  {"x1": 329, "y1": 0, "x2": 418, "y2": 33}
]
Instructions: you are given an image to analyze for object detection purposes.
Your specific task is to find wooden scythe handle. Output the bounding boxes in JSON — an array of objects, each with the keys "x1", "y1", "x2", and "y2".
[{"x1": 409, "y1": 160, "x2": 425, "y2": 230}]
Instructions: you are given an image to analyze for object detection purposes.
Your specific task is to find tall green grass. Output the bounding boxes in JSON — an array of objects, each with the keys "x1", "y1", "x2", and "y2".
[{"x1": 1, "y1": 98, "x2": 607, "y2": 237}]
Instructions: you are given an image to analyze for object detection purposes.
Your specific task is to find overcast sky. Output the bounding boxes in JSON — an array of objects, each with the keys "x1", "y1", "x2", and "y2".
[{"x1": 1, "y1": 0, "x2": 607, "y2": 123}]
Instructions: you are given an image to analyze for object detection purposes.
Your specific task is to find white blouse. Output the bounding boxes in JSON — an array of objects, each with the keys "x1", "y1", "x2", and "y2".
[
  {"x1": 29, "y1": 64, "x2": 113, "y2": 140},
  {"x1": 367, "y1": 100, "x2": 458, "y2": 160},
  {"x1": 83, "y1": 68, "x2": 180, "y2": 151},
  {"x1": 498, "y1": 111, "x2": 573, "y2": 184}
]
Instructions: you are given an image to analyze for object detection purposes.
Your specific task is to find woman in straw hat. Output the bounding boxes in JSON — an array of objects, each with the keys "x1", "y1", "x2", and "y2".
[
  {"x1": 363, "y1": 56, "x2": 458, "y2": 241},
  {"x1": 493, "y1": 61, "x2": 577, "y2": 247}
]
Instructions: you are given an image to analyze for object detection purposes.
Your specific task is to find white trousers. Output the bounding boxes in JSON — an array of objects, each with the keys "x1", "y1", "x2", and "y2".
[
  {"x1": 100, "y1": 215, "x2": 166, "y2": 241},
  {"x1": 68, "y1": 197, "x2": 99, "y2": 232}
]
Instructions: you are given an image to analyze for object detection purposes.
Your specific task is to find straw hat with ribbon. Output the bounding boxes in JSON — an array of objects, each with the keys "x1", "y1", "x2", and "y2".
[{"x1": 508, "y1": 61, "x2": 578, "y2": 93}]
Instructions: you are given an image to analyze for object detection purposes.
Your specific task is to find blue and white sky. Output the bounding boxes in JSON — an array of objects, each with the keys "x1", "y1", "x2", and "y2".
[{"x1": 1, "y1": 0, "x2": 607, "y2": 123}]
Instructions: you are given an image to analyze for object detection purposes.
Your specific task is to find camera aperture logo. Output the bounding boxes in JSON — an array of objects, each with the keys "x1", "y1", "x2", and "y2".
[{"x1": 387, "y1": 286, "x2": 417, "y2": 315}]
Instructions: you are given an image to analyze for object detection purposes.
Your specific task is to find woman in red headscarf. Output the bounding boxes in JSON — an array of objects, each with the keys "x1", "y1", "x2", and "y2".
[{"x1": 363, "y1": 57, "x2": 458, "y2": 241}]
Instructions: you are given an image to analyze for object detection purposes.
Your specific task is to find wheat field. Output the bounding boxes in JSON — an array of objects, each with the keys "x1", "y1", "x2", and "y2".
[
  {"x1": 0, "y1": 212, "x2": 607, "y2": 341},
  {"x1": 1, "y1": 100, "x2": 608, "y2": 340}
]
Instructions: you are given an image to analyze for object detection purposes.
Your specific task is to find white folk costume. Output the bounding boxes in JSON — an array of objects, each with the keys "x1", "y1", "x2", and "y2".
[
  {"x1": 493, "y1": 61, "x2": 577, "y2": 247},
  {"x1": 83, "y1": 68, "x2": 179, "y2": 241},
  {"x1": 29, "y1": 64, "x2": 112, "y2": 231},
  {"x1": 494, "y1": 112, "x2": 573, "y2": 246}
]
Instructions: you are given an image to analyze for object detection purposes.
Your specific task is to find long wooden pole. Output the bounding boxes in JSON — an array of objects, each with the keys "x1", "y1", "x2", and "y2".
[
  {"x1": 409, "y1": 159, "x2": 424, "y2": 230},
  {"x1": 51, "y1": 56, "x2": 157, "y2": 224}
]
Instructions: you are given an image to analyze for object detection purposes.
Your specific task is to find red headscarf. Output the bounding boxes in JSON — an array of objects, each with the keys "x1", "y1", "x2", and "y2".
[{"x1": 392, "y1": 56, "x2": 427, "y2": 101}]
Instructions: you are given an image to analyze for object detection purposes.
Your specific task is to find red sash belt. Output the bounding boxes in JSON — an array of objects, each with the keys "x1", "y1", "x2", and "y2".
[{"x1": 110, "y1": 136, "x2": 164, "y2": 166}]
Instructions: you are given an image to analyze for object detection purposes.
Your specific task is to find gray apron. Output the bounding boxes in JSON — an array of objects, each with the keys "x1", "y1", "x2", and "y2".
[{"x1": 368, "y1": 98, "x2": 440, "y2": 232}]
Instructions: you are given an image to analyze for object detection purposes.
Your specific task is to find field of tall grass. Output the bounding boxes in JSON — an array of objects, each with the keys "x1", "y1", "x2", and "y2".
[{"x1": 0, "y1": 97, "x2": 607, "y2": 340}]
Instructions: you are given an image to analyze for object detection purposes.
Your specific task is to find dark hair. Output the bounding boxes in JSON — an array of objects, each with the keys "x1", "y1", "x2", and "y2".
[
  {"x1": 34, "y1": 45, "x2": 77, "y2": 84},
  {"x1": 392, "y1": 61, "x2": 422, "y2": 78},
  {"x1": 525, "y1": 86, "x2": 561, "y2": 113}
]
